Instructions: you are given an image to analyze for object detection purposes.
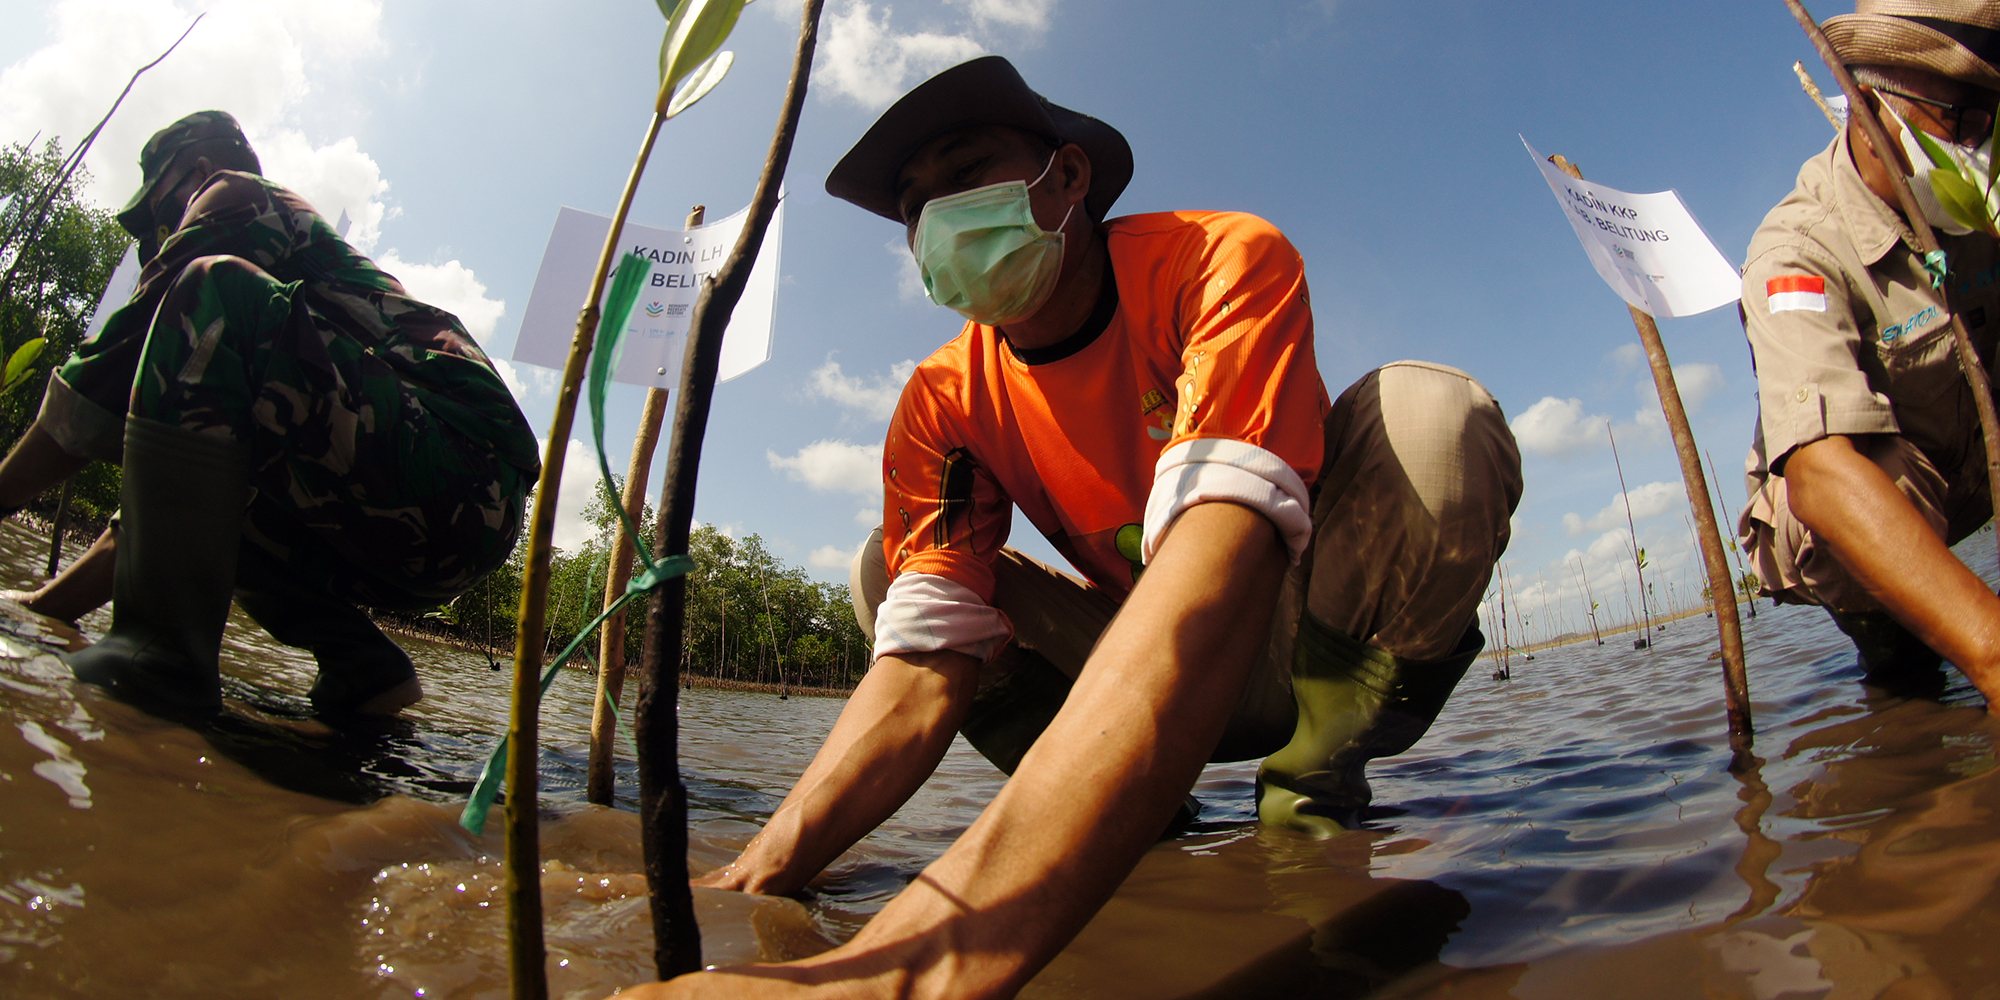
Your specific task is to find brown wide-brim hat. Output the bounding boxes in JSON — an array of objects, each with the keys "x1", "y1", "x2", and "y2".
[
  {"x1": 1825, "y1": 0, "x2": 2000, "y2": 93},
  {"x1": 826, "y1": 56, "x2": 1133, "y2": 224}
]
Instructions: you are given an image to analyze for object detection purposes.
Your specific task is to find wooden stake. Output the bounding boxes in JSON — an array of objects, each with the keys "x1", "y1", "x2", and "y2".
[
  {"x1": 1558, "y1": 154, "x2": 1751, "y2": 737},
  {"x1": 1793, "y1": 61, "x2": 1846, "y2": 132},
  {"x1": 634, "y1": 0, "x2": 824, "y2": 980},
  {"x1": 586, "y1": 204, "x2": 706, "y2": 807},
  {"x1": 1782, "y1": 0, "x2": 2000, "y2": 576}
]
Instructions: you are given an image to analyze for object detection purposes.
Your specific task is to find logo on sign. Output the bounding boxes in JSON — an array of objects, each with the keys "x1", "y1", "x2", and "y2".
[{"x1": 644, "y1": 302, "x2": 665, "y2": 317}]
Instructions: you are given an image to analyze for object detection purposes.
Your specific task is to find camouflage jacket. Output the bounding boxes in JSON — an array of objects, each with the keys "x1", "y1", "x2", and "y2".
[{"x1": 46, "y1": 171, "x2": 539, "y2": 481}]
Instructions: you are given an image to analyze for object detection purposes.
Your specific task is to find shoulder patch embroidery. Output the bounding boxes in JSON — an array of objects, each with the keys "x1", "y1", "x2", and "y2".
[{"x1": 1766, "y1": 275, "x2": 1826, "y2": 314}]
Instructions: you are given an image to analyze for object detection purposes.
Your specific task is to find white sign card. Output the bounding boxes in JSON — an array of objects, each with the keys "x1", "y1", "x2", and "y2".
[
  {"x1": 1523, "y1": 138, "x2": 1740, "y2": 318},
  {"x1": 82, "y1": 246, "x2": 139, "y2": 343},
  {"x1": 513, "y1": 198, "x2": 783, "y2": 389}
]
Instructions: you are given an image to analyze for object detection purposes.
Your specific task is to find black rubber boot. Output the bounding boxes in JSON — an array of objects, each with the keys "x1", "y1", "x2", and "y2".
[
  {"x1": 231, "y1": 545, "x2": 416, "y2": 716},
  {"x1": 65, "y1": 418, "x2": 250, "y2": 714},
  {"x1": 1828, "y1": 609, "x2": 1946, "y2": 697},
  {"x1": 1257, "y1": 620, "x2": 1482, "y2": 836}
]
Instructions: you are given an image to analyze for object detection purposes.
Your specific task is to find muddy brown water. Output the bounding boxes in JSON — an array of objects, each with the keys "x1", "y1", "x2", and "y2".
[{"x1": 4, "y1": 517, "x2": 2000, "y2": 999}]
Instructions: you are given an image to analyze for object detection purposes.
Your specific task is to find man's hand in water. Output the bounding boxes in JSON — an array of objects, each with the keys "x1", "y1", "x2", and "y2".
[{"x1": 613, "y1": 502, "x2": 1286, "y2": 1000}]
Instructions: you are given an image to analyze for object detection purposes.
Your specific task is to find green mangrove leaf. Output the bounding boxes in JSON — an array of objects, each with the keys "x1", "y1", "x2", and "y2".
[
  {"x1": 1930, "y1": 168, "x2": 1993, "y2": 233},
  {"x1": 655, "y1": 0, "x2": 683, "y2": 20},
  {"x1": 659, "y1": 0, "x2": 745, "y2": 100},
  {"x1": 1910, "y1": 125, "x2": 1958, "y2": 171},
  {"x1": 665, "y1": 49, "x2": 733, "y2": 118},
  {"x1": 3, "y1": 338, "x2": 45, "y2": 393}
]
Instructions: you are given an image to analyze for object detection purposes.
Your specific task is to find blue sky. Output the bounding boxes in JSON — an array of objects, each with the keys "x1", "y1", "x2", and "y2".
[{"x1": 0, "y1": 0, "x2": 1853, "y2": 639}]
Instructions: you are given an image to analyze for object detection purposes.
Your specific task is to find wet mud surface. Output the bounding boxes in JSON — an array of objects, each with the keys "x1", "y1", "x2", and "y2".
[{"x1": 3, "y1": 516, "x2": 1999, "y2": 999}]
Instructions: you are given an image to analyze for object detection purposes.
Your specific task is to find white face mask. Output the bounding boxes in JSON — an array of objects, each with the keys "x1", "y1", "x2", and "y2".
[
  {"x1": 911, "y1": 153, "x2": 1076, "y2": 326},
  {"x1": 1887, "y1": 102, "x2": 1995, "y2": 236}
]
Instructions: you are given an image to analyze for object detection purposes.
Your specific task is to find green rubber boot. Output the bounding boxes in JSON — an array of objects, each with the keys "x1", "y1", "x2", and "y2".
[
  {"x1": 231, "y1": 545, "x2": 417, "y2": 716},
  {"x1": 65, "y1": 418, "x2": 250, "y2": 715},
  {"x1": 1257, "y1": 618, "x2": 1482, "y2": 836}
]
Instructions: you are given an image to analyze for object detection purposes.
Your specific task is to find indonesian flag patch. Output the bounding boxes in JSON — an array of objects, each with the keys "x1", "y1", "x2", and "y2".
[{"x1": 1766, "y1": 275, "x2": 1827, "y2": 314}]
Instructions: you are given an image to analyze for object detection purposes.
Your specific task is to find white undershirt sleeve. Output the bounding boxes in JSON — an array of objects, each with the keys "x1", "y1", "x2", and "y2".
[
  {"x1": 871, "y1": 571, "x2": 1014, "y2": 664},
  {"x1": 1142, "y1": 438, "x2": 1313, "y2": 565}
]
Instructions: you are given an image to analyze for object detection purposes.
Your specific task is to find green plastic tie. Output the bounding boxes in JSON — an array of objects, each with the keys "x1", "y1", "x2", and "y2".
[
  {"x1": 1923, "y1": 249, "x2": 1949, "y2": 290},
  {"x1": 459, "y1": 252, "x2": 698, "y2": 836}
]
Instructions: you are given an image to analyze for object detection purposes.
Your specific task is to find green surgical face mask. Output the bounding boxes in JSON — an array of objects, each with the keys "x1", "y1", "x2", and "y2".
[{"x1": 912, "y1": 154, "x2": 1075, "y2": 326}]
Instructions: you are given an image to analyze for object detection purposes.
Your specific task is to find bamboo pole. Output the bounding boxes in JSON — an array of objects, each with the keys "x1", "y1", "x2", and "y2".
[
  {"x1": 503, "y1": 102, "x2": 670, "y2": 1000},
  {"x1": 1606, "y1": 422, "x2": 1654, "y2": 646},
  {"x1": 1574, "y1": 557, "x2": 1604, "y2": 644},
  {"x1": 0, "y1": 14, "x2": 204, "y2": 303},
  {"x1": 586, "y1": 204, "x2": 706, "y2": 807},
  {"x1": 1558, "y1": 155, "x2": 1751, "y2": 736},
  {"x1": 634, "y1": 0, "x2": 824, "y2": 980},
  {"x1": 1793, "y1": 61, "x2": 1846, "y2": 132},
  {"x1": 1782, "y1": 0, "x2": 2000, "y2": 575}
]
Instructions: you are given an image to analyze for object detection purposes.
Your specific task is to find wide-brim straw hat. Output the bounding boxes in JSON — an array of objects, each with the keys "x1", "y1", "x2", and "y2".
[
  {"x1": 1825, "y1": 0, "x2": 2000, "y2": 93},
  {"x1": 826, "y1": 56, "x2": 1133, "y2": 224}
]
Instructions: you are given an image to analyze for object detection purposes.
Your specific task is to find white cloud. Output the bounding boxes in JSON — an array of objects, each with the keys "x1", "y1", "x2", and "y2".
[
  {"x1": 949, "y1": 0, "x2": 1056, "y2": 31},
  {"x1": 1609, "y1": 342, "x2": 1645, "y2": 371},
  {"x1": 1, "y1": 1, "x2": 387, "y2": 218},
  {"x1": 254, "y1": 129, "x2": 393, "y2": 251},
  {"x1": 817, "y1": 0, "x2": 989, "y2": 108},
  {"x1": 377, "y1": 252, "x2": 504, "y2": 342},
  {"x1": 809, "y1": 542, "x2": 862, "y2": 570},
  {"x1": 537, "y1": 437, "x2": 605, "y2": 553},
  {"x1": 887, "y1": 236, "x2": 927, "y2": 300},
  {"x1": 1510, "y1": 396, "x2": 1607, "y2": 457},
  {"x1": 378, "y1": 250, "x2": 523, "y2": 400},
  {"x1": 1625, "y1": 362, "x2": 1725, "y2": 445},
  {"x1": 1562, "y1": 481, "x2": 1681, "y2": 536},
  {"x1": 807, "y1": 357, "x2": 916, "y2": 421},
  {"x1": 768, "y1": 439, "x2": 884, "y2": 496},
  {"x1": 1521, "y1": 364, "x2": 1728, "y2": 459},
  {"x1": 854, "y1": 506, "x2": 882, "y2": 526},
  {"x1": 1667, "y1": 362, "x2": 1724, "y2": 414}
]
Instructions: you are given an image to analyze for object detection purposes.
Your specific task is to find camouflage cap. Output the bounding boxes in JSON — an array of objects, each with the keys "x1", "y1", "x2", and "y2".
[{"x1": 116, "y1": 110, "x2": 255, "y2": 241}]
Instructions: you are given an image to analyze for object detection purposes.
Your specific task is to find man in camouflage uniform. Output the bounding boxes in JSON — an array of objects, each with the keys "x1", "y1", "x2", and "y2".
[{"x1": 0, "y1": 111, "x2": 538, "y2": 717}]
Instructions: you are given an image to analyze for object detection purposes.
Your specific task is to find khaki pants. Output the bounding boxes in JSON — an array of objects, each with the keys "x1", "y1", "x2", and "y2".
[
  {"x1": 1744, "y1": 434, "x2": 1991, "y2": 613},
  {"x1": 852, "y1": 361, "x2": 1523, "y2": 770}
]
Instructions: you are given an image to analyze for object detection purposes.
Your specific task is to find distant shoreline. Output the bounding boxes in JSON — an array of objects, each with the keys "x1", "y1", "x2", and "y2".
[
  {"x1": 1483, "y1": 595, "x2": 1759, "y2": 661},
  {"x1": 378, "y1": 623, "x2": 857, "y2": 699}
]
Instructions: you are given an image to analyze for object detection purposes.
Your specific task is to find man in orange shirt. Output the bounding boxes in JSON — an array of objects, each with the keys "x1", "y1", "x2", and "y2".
[{"x1": 635, "y1": 57, "x2": 1521, "y2": 998}]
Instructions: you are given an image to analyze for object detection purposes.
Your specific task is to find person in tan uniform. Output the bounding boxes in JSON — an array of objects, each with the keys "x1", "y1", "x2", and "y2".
[
  {"x1": 1740, "y1": 0, "x2": 2000, "y2": 703},
  {"x1": 622, "y1": 57, "x2": 1520, "y2": 999}
]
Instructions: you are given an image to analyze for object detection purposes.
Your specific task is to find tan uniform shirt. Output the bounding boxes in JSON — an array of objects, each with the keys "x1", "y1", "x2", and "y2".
[{"x1": 1741, "y1": 130, "x2": 2000, "y2": 533}]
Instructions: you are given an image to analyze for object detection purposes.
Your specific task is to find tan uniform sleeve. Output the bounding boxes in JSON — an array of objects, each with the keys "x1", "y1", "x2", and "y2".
[{"x1": 1742, "y1": 244, "x2": 1898, "y2": 472}]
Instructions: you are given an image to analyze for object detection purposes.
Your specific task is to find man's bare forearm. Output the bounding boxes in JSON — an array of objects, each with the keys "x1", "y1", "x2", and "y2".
[
  {"x1": 697, "y1": 647, "x2": 980, "y2": 896},
  {"x1": 643, "y1": 501, "x2": 1288, "y2": 999},
  {"x1": 0, "y1": 423, "x2": 91, "y2": 511},
  {"x1": 1787, "y1": 434, "x2": 2000, "y2": 702}
]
